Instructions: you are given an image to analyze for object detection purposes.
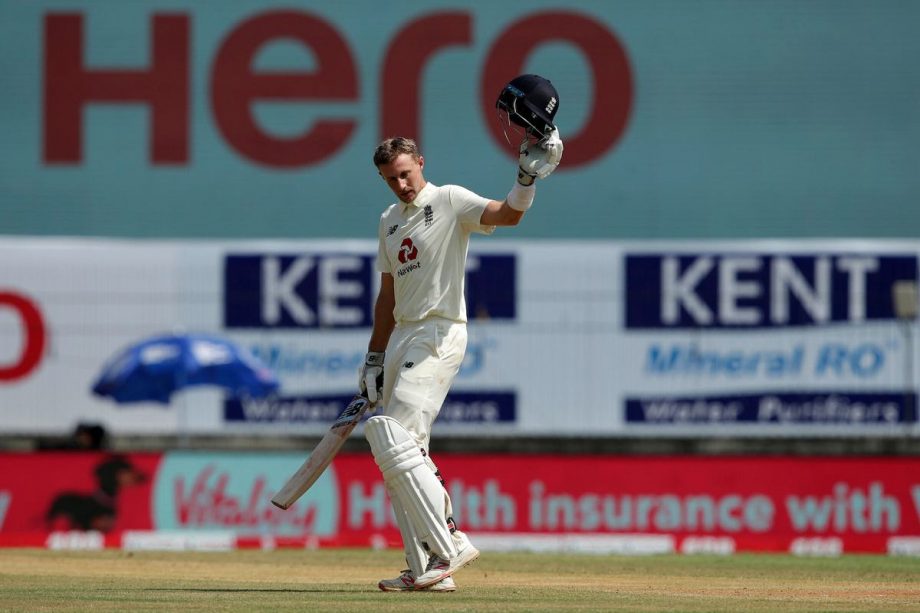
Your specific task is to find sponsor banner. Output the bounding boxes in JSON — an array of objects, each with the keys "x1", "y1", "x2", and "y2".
[
  {"x1": 0, "y1": 238, "x2": 527, "y2": 435},
  {"x1": 152, "y1": 451, "x2": 338, "y2": 537},
  {"x1": 224, "y1": 393, "x2": 357, "y2": 425},
  {"x1": 224, "y1": 253, "x2": 515, "y2": 329},
  {"x1": 625, "y1": 254, "x2": 918, "y2": 329},
  {"x1": 224, "y1": 254, "x2": 378, "y2": 330},
  {"x1": 1, "y1": 238, "x2": 919, "y2": 437},
  {"x1": 121, "y1": 530, "x2": 236, "y2": 552},
  {"x1": 626, "y1": 392, "x2": 916, "y2": 426},
  {"x1": 620, "y1": 246, "x2": 920, "y2": 436},
  {"x1": 2, "y1": 453, "x2": 919, "y2": 554},
  {"x1": 224, "y1": 391, "x2": 516, "y2": 426},
  {"x1": 0, "y1": 453, "x2": 159, "y2": 535},
  {"x1": 436, "y1": 391, "x2": 516, "y2": 425},
  {"x1": 4, "y1": 2, "x2": 920, "y2": 241}
]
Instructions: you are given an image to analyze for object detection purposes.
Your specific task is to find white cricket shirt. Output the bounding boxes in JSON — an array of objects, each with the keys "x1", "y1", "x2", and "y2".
[{"x1": 376, "y1": 182, "x2": 494, "y2": 324}]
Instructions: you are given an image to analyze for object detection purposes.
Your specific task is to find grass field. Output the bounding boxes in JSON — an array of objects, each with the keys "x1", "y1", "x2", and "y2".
[{"x1": 1, "y1": 549, "x2": 919, "y2": 612}]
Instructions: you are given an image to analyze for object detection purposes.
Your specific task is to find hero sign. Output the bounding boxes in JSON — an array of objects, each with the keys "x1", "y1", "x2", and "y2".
[{"x1": 42, "y1": 9, "x2": 633, "y2": 168}]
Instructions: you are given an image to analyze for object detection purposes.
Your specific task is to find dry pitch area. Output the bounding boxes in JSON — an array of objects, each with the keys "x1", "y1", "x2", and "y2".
[{"x1": 1, "y1": 548, "x2": 919, "y2": 612}]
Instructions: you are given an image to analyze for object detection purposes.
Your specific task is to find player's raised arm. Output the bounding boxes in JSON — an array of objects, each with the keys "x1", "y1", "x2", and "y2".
[
  {"x1": 480, "y1": 128, "x2": 564, "y2": 226},
  {"x1": 481, "y1": 74, "x2": 564, "y2": 227}
]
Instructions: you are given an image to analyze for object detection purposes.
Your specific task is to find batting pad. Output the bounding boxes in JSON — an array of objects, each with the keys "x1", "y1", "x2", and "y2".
[
  {"x1": 387, "y1": 483, "x2": 429, "y2": 576},
  {"x1": 365, "y1": 416, "x2": 457, "y2": 560}
]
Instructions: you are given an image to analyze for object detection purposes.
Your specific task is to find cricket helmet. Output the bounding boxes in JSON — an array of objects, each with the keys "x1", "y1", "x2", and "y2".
[{"x1": 495, "y1": 74, "x2": 559, "y2": 139}]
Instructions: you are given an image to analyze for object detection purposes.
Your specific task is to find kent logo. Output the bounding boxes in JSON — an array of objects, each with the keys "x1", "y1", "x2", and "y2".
[
  {"x1": 224, "y1": 252, "x2": 516, "y2": 328},
  {"x1": 625, "y1": 254, "x2": 918, "y2": 328}
]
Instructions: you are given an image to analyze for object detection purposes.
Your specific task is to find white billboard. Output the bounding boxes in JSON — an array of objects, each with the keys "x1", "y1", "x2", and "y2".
[{"x1": 1, "y1": 237, "x2": 917, "y2": 437}]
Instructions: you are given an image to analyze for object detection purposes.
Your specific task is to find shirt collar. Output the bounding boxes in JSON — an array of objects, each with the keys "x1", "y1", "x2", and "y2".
[{"x1": 400, "y1": 182, "x2": 436, "y2": 212}]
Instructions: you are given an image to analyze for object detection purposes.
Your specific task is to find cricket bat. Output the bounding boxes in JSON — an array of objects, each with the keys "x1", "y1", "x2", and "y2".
[{"x1": 270, "y1": 394, "x2": 374, "y2": 510}]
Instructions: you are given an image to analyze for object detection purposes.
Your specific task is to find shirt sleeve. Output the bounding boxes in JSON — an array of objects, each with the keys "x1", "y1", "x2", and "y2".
[
  {"x1": 448, "y1": 184, "x2": 496, "y2": 235},
  {"x1": 375, "y1": 213, "x2": 392, "y2": 274}
]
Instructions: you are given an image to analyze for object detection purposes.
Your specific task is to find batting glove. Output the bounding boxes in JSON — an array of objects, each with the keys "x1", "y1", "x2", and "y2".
[
  {"x1": 359, "y1": 351, "x2": 384, "y2": 403},
  {"x1": 518, "y1": 128, "x2": 564, "y2": 185}
]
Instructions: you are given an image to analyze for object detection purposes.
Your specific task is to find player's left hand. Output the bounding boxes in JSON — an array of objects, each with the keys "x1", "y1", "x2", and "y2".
[
  {"x1": 358, "y1": 351, "x2": 384, "y2": 403},
  {"x1": 518, "y1": 128, "x2": 563, "y2": 181}
]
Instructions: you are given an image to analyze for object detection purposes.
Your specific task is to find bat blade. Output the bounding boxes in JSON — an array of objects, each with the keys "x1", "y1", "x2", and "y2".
[{"x1": 270, "y1": 394, "x2": 373, "y2": 510}]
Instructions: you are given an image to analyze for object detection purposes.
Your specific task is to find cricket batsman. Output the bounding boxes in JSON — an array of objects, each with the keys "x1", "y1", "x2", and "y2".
[{"x1": 360, "y1": 74, "x2": 563, "y2": 592}]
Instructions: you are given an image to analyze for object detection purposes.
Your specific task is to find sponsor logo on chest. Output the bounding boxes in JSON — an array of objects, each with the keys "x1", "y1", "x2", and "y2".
[
  {"x1": 393, "y1": 205, "x2": 435, "y2": 277},
  {"x1": 397, "y1": 237, "x2": 421, "y2": 276}
]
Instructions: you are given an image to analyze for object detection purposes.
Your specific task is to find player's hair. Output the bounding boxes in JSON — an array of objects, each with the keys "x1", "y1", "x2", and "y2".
[{"x1": 373, "y1": 137, "x2": 420, "y2": 167}]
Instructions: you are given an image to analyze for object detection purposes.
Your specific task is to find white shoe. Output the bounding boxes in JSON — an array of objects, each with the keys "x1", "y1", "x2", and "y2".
[
  {"x1": 413, "y1": 540, "x2": 480, "y2": 589},
  {"x1": 378, "y1": 569, "x2": 456, "y2": 592}
]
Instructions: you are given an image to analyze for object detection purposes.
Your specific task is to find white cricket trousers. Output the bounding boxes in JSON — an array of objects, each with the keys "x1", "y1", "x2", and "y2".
[
  {"x1": 381, "y1": 317, "x2": 467, "y2": 453},
  {"x1": 380, "y1": 317, "x2": 467, "y2": 571}
]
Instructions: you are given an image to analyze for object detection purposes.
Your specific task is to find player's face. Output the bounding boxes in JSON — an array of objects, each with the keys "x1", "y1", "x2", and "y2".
[{"x1": 378, "y1": 153, "x2": 425, "y2": 203}]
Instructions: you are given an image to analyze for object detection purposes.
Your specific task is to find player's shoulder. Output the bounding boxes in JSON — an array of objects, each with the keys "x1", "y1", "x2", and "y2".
[
  {"x1": 379, "y1": 201, "x2": 401, "y2": 219},
  {"x1": 377, "y1": 203, "x2": 401, "y2": 233},
  {"x1": 415, "y1": 182, "x2": 456, "y2": 208},
  {"x1": 441, "y1": 184, "x2": 489, "y2": 208},
  {"x1": 439, "y1": 183, "x2": 483, "y2": 200}
]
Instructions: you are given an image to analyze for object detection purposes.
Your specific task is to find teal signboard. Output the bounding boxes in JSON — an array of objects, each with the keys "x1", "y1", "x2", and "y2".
[{"x1": 2, "y1": 1, "x2": 918, "y2": 238}]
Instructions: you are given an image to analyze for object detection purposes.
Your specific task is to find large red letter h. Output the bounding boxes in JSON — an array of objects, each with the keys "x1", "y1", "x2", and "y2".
[{"x1": 43, "y1": 13, "x2": 189, "y2": 164}]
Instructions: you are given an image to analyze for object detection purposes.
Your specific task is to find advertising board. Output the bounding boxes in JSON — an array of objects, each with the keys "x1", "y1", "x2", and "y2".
[
  {"x1": 2, "y1": 452, "x2": 918, "y2": 555},
  {"x1": 2, "y1": 2, "x2": 918, "y2": 239},
  {"x1": 1, "y1": 238, "x2": 917, "y2": 437}
]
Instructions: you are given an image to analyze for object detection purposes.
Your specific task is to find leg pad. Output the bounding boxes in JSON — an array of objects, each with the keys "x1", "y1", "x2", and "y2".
[{"x1": 366, "y1": 416, "x2": 456, "y2": 559}]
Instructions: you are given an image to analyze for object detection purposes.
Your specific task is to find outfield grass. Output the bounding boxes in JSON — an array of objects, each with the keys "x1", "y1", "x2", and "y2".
[{"x1": 1, "y1": 549, "x2": 919, "y2": 612}]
